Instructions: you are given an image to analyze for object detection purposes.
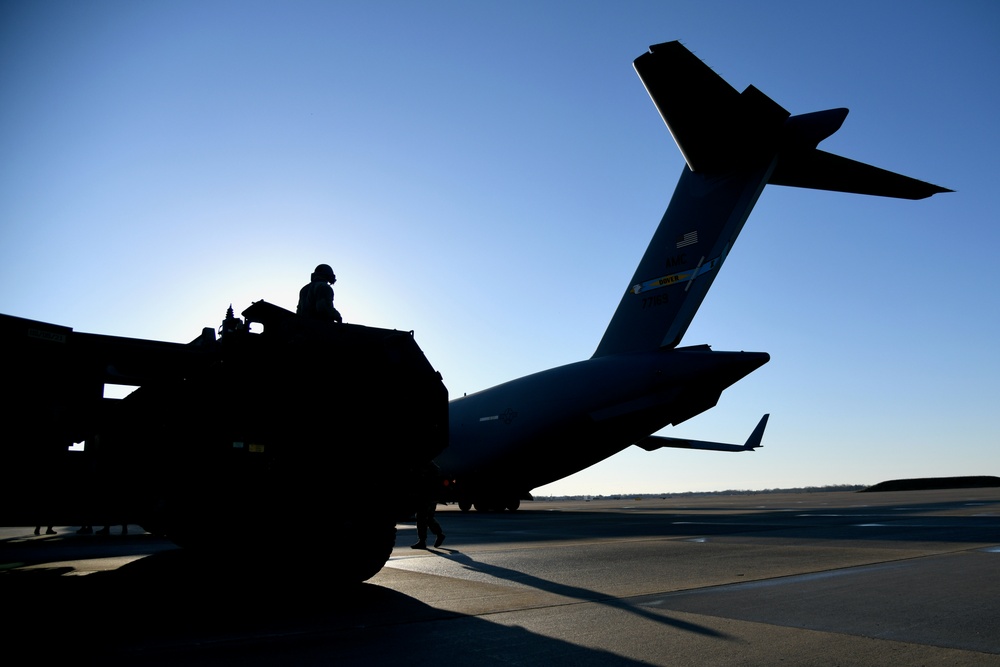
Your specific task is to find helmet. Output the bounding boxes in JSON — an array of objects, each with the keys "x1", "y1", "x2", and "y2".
[{"x1": 311, "y1": 263, "x2": 336, "y2": 283}]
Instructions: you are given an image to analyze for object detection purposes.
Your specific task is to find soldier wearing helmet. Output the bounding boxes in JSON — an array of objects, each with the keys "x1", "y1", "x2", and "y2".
[{"x1": 296, "y1": 263, "x2": 343, "y2": 323}]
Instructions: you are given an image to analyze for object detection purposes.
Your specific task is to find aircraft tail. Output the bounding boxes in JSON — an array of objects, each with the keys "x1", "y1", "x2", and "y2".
[{"x1": 592, "y1": 41, "x2": 949, "y2": 358}]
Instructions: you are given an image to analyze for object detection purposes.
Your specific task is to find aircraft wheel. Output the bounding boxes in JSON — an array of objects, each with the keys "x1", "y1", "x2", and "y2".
[
  {"x1": 138, "y1": 521, "x2": 168, "y2": 537},
  {"x1": 458, "y1": 501, "x2": 472, "y2": 512},
  {"x1": 505, "y1": 499, "x2": 520, "y2": 512}
]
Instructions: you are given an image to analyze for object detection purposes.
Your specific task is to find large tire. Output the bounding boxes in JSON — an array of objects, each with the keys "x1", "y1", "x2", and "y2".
[
  {"x1": 151, "y1": 496, "x2": 398, "y2": 585},
  {"x1": 335, "y1": 520, "x2": 398, "y2": 584}
]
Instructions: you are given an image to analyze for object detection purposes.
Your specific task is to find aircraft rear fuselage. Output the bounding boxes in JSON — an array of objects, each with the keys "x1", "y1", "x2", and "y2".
[
  {"x1": 434, "y1": 40, "x2": 947, "y2": 511},
  {"x1": 439, "y1": 346, "x2": 768, "y2": 499}
]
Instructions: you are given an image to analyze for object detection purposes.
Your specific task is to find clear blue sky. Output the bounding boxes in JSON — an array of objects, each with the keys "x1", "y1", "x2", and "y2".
[{"x1": 2, "y1": 1, "x2": 997, "y2": 494}]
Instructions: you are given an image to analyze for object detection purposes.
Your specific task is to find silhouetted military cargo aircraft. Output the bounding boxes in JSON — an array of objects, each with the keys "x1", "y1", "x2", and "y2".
[
  {"x1": 437, "y1": 40, "x2": 949, "y2": 511},
  {"x1": 0, "y1": 41, "x2": 949, "y2": 581}
]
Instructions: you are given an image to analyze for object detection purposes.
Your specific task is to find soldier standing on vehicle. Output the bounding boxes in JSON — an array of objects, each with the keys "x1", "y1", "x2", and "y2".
[{"x1": 296, "y1": 263, "x2": 342, "y2": 323}]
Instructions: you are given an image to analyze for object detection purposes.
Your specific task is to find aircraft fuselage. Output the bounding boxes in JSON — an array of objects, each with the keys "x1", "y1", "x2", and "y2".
[{"x1": 438, "y1": 346, "x2": 768, "y2": 504}]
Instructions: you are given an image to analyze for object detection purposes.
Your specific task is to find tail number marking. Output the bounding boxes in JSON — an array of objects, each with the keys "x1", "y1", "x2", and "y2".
[{"x1": 630, "y1": 255, "x2": 720, "y2": 295}]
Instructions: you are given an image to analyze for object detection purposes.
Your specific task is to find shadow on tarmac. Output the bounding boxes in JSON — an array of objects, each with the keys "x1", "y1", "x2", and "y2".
[
  {"x1": 2, "y1": 539, "x2": 652, "y2": 665},
  {"x1": 437, "y1": 548, "x2": 730, "y2": 639},
  {"x1": 6, "y1": 493, "x2": 998, "y2": 663}
]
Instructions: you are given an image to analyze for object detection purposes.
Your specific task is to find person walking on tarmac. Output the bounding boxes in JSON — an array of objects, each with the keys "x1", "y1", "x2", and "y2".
[
  {"x1": 297, "y1": 263, "x2": 343, "y2": 323},
  {"x1": 411, "y1": 463, "x2": 446, "y2": 549}
]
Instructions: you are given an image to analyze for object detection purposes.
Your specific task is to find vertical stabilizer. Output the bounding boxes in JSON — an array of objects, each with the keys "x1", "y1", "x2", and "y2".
[
  {"x1": 592, "y1": 162, "x2": 773, "y2": 357},
  {"x1": 593, "y1": 41, "x2": 949, "y2": 358},
  {"x1": 593, "y1": 42, "x2": 786, "y2": 357}
]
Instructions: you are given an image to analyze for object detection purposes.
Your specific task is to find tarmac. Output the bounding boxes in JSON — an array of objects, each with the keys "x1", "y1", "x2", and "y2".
[{"x1": 2, "y1": 487, "x2": 999, "y2": 665}]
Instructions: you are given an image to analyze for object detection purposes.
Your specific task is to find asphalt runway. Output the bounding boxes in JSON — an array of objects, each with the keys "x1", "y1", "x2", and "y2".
[{"x1": 3, "y1": 488, "x2": 999, "y2": 665}]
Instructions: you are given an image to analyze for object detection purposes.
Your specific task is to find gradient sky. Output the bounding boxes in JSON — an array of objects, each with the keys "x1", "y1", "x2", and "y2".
[{"x1": 2, "y1": 1, "x2": 997, "y2": 495}]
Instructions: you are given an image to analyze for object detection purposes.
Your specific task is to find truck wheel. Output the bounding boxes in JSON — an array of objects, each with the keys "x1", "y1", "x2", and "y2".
[
  {"x1": 334, "y1": 519, "x2": 398, "y2": 584},
  {"x1": 155, "y1": 506, "x2": 397, "y2": 584}
]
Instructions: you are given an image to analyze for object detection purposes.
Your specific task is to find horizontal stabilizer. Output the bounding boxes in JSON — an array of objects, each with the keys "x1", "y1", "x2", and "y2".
[
  {"x1": 770, "y1": 149, "x2": 953, "y2": 200},
  {"x1": 635, "y1": 414, "x2": 769, "y2": 453},
  {"x1": 634, "y1": 41, "x2": 951, "y2": 197}
]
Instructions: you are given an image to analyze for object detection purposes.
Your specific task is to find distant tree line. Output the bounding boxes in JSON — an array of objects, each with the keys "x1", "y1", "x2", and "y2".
[{"x1": 535, "y1": 484, "x2": 867, "y2": 501}]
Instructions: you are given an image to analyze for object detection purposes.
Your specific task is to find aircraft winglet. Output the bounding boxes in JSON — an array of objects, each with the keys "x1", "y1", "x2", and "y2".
[{"x1": 634, "y1": 414, "x2": 769, "y2": 453}]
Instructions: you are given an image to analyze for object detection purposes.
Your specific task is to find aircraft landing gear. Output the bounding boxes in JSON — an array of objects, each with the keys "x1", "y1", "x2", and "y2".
[{"x1": 469, "y1": 498, "x2": 520, "y2": 512}]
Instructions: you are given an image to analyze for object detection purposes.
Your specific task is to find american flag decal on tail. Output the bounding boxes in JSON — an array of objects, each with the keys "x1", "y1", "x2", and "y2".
[{"x1": 675, "y1": 231, "x2": 698, "y2": 248}]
